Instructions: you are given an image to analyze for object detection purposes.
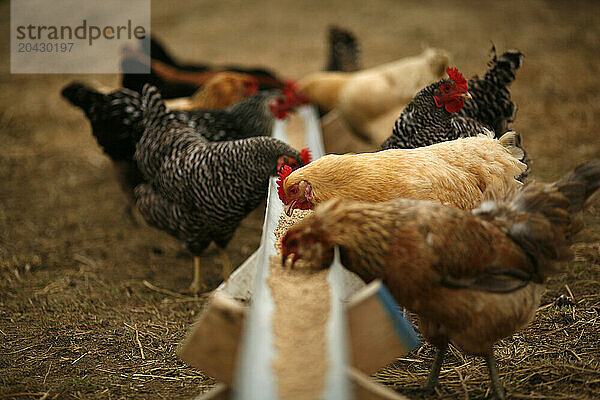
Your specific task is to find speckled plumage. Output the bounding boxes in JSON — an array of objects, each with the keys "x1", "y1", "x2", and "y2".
[
  {"x1": 63, "y1": 83, "x2": 282, "y2": 152},
  {"x1": 62, "y1": 82, "x2": 285, "y2": 204},
  {"x1": 382, "y1": 49, "x2": 523, "y2": 150},
  {"x1": 134, "y1": 85, "x2": 304, "y2": 255},
  {"x1": 61, "y1": 83, "x2": 142, "y2": 163},
  {"x1": 171, "y1": 90, "x2": 280, "y2": 142}
]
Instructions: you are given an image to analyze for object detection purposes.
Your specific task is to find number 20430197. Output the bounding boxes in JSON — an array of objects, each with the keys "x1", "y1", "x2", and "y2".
[{"x1": 18, "y1": 42, "x2": 74, "y2": 52}]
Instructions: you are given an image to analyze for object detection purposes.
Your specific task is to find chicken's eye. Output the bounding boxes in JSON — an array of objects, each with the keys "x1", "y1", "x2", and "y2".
[{"x1": 290, "y1": 187, "x2": 298, "y2": 194}]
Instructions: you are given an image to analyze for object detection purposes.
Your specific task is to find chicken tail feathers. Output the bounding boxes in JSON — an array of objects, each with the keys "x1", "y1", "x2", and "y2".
[
  {"x1": 325, "y1": 25, "x2": 361, "y2": 72},
  {"x1": 62, "y1": 82, "x2": 143, "y2": 161},
  {"x1": 554, "y1": 159, "x2": 600, "y2": 211},
  {"x1": 497, "y1": 131, "x2": 524, "y2": 160},
  {"x1": 139, "y1": 84, "x2": 172, "y2": 137},
  {"x1": 477, "y1": 159, "x2": 600, "y2": 281},
  {"x1": 484, "y1": 48, "x2": 523, "y2": 89},
  {"x1": 62, "y1": 82, "x2": 143, "y2": 126},
  {"x1": 142, "y1": 35, "x2": 179, "y2": 68},
  {"x1": 61, "y1": 82, "x2": 105, "y2": 112},
  {"x1": 498, "y1": 131, "x2": 530, "y2": 181}
]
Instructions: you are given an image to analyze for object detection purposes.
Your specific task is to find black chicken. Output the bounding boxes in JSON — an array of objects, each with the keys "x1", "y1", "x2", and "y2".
[
  {"x1": 134, "y1": 85, "x2": 308, "y2": 292},
  {"x1": 324, "y1": 25, "x2": 361, "y2": 73},
  {"x1": 381, "y1": 49, "x2": 523, "y2": 150},
  {"x1": 121, "y1": 35, "x2": 286, "y2": 98}
]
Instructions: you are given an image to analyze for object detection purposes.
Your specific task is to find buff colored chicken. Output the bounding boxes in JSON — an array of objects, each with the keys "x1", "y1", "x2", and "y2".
[
  {"x1": 281, "y1": 160, "x2": 600, "y2": 399},
  {"x1": 278, "y1": 131, "x2": 527, "y2": 215},
  {"x1": 164, "y1": 72, "x2": 259, "y2": 111},
  {"x1": 297, "y1": 47, "x2": 450, "y2": 144}
]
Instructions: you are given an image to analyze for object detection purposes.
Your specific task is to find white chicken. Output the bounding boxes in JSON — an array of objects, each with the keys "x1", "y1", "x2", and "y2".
[{"x1": 297, "y1": 48, "x2": 450, "y2": 144}]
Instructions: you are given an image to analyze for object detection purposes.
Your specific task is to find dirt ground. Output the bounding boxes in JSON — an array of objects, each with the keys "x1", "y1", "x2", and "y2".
[{"x1": 1, "y1": 0, "x2": 599, "y2": 399}]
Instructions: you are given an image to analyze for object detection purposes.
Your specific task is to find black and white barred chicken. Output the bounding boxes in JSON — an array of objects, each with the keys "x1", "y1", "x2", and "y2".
[
  {"x1": 382, "y1": 48, "x2": 523, "y2": 150},
  {"x1": 133, "y1": 85, "x2": 310, "y2": 292},
  {"x1": 173, "y1": 88, "x2": 294, "y2": 141},
  {"x1": 61, "y1": 82, "x2": 295, "y2": 216},
  {"x1": 61, "y1": 84, "x2": 145, "y2": 209}
]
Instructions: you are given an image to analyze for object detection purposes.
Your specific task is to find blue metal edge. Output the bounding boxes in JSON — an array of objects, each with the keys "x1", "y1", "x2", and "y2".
[{"x1": 375, "y1": 284, "x2": 420, "y2": 351}]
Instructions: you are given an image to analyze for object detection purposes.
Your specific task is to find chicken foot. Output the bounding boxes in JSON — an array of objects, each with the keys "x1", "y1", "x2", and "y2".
[
  {"x1": 421, "y1": 346, "x2": 506, "y2": 399},
  {"x1": 186, "y1": 256, "x2": 207, "y2": 294},
  {"x1": 486, "y1": 352, "x2": 505, "y2": 400}
]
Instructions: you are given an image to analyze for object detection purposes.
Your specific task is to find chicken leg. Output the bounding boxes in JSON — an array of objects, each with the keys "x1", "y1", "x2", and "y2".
[
  {"x1": 423, "y1": 344, "x2": 447, "y2": 392},
  {"x1": 486, "y1": 352, "x2": 505, "y2": 400},
  {"x1": 218, "y1": 247, "x2": 232, "y2": 280},
  {"x1": 395, "y1": 344, "x2": 447, "y2": 394},
  {"x1": 187, "y1": 256, "x2": 206, "y2": 294}
]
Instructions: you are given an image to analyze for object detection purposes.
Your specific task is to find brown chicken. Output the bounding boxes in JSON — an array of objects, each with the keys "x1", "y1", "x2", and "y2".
[
  {"x1": 280, "y1": 160, "x2": 600, "y2": 399},
  {"x1": 278, "y1": 132, "x2": 527, "y2": 215},
  {"x1": 163, "y1": 72, "x2": 259, "y2": 111}
]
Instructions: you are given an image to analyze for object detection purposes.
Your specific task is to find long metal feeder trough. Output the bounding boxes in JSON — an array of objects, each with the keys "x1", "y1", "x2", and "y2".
[{"x1": 180, "y1": 105, "x2": 419, "y2": 400}]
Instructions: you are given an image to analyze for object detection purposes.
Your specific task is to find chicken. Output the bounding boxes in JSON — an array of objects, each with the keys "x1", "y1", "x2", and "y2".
[
  {"x1": 133, "y1": 85, "x2": 310, "y2": 292},
  {"x1": 297, "y1": 47, "x2": 450, "y2": 144},
  {"x1": 164, "y1": 72, "x2": 259, "y2": 111},
  {"x1": 61, "y1": 82, "x2": 295, "y2": 221},
  {"x1": 61, "y1": 84, "x2": 145, "y2": 208},
  {"x1": 278, "y1": 131, "x2": 527, "y2": 215},
  {"x1": 280, "y1": 160, "x2": 600, "y2": 399},
  {"x1": 324, "y1": 25, "x2": 361, "y2": 72},
  {"x1": 121, "y1": 35, "x2": 286, "y2": 98},
  {"x1": 168, "y1": 88, "x2": 297, "y2": 141},
  {"x1": 382, "y1": 49, "x2": 523, "y2": 150}
]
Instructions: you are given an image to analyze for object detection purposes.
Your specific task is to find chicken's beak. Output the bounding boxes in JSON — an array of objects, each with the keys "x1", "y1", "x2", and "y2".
[
  {"x1": 281, "y1": 251, "x2": 299, "y2": 268},
  {"x1": 462, "y1": 92, "x2": 473, "y2": 101},
  {"x1": 283, "y1": 200, "x2": 297, "y2": 217},
  {"x1": 281, "y1": 250, "x2": 288, "y2": 266}
]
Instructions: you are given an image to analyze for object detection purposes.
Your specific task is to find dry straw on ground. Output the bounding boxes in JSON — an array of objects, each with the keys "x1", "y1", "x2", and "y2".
[{"x1": 2, "y1": 0, "x2": 600, "y2": 398}]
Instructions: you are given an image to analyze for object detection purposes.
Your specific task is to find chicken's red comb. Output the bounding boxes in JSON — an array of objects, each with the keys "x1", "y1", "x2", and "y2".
[
  {"x1": 301, "y1": 148, "x2": 312, "y2": 165},
  {"x1": 283, "y1": 80, "x2": 309, "y2": 106},
  {"x1": 446, "y1": 67, "x2": 468, "y2": 92},
  {"x1": 281, "y1": 86, "x2": 296, "y2": 105},
  {"x1": 283, "y1": 80, "x2": 297, "y2": 91},
  {"x1": 245, "y1": 77, "x2": 259, "y2": 95},
  {"x1": 277, "y1": 165, "x2": 293, "y2": 200}
]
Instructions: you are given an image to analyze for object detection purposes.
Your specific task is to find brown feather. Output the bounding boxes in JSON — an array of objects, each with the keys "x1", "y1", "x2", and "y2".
[{"x1": 282, "y1": 160, "x2": 600, "y2": 357}]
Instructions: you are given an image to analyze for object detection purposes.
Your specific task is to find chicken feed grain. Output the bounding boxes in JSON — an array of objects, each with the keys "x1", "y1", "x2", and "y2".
[
  {"x1": 267, "y1": 255, "x2": 330, "y2": 400},
  {"x1": 268, "y1": 209, "x2": 330, "y2": 400}
]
